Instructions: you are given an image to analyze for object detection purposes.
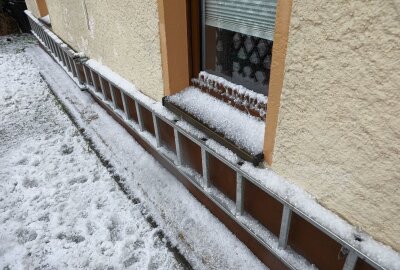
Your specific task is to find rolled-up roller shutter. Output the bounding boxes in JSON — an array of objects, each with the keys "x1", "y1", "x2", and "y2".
[{"x1": 205, "y1": 0, "x2": 277, "y2": 41}]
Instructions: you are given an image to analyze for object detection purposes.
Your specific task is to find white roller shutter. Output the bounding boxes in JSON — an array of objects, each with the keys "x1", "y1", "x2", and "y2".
[{"x1": 205, "y1": 0, "x2": 277, "y2": 41}]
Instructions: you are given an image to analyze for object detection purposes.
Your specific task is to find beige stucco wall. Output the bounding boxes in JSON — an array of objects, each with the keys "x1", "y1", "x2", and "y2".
[
  {"x1": 25, "y1": 0, "x2": 41, "y2": 18},
  {"x1": 43, "y1": 0, "x2": 164, "y2": 101},
  {"x1": 272, "y1": 0, "x2": 400, "y2": 251}
]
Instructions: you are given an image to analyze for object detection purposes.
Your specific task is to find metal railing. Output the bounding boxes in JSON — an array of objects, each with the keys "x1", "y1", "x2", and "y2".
[{"x1": 25, "y1": 11, "x2": 86, "y2": 88}]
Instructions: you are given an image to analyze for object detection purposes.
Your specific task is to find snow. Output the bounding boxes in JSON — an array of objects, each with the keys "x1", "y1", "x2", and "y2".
[
  {"x1": 10, "y1": 32, "x2": 400, "y2": 270},
  {"x1": 26, "y1": 37, "x2": 271, "y2": 269},
  {"x1": 168, "y1": 87, "x2": 265, "y2": 155},
  {"x1": 40, "y1": 15, "x2": 51, "y2": 25},
  {"x1": 198, "y1": 71, "x2": 268, "y2": 105},
  {"x1": 0, "y1": 35, "x2": 184, "y2": 269}
]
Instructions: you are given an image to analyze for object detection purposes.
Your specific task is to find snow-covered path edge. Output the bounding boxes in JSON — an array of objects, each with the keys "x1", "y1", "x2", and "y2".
[
  {"x1": 39, "y1": 73, "x2": 193, "y2": 269},
  {"x1": 27, "y1": 47, "x2": 269, "y2": 269}
]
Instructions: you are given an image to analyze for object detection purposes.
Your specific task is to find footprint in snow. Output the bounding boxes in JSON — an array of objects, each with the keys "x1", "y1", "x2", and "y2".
[
  {"x1": 22, "y1": 177, "x2": 38, "y2": 188},
  {"x1": 60, "y1": 144, "x2": 74, "y2": 155},
  {"x1": 38, "y1": 213, "x2": 50, "y2": 222},
  {"x1": 15, "y1": 157, "x2": 28, "y2": 165},
  {"x1": 148, "y1": 254, "x2": 167, "y2": 270},
  {"x1": 123, "y1": 254, "x2": 139, "y2": 268},
  {"x1": 30, "y1": 159, "x2": 40, "y2": 167},
  {"x1": 56, "y1": 232, "x2": 85, "y2": 243},
  {"x1": 68, "y1": 175, "x2": 88, "y2": 185},
  {"x1": 108, "y1": 218, "x2": 122, "y2": 243},
  {"x1": 16, "y1": 228, "x2": 37, "y2": 244}
]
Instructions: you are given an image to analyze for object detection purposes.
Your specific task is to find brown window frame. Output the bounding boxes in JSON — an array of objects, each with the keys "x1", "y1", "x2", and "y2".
[
  {"x1": 36, "y1": 0, "x2": 49, "y2": 17},
  {"x1": 187, "y1": 0, "x2": 201, "y2": 80}
]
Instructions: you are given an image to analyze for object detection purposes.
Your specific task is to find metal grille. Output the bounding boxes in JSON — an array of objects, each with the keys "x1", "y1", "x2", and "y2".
[{"x1": 214, "y1": 28, "x2": 273, "y2": 95}]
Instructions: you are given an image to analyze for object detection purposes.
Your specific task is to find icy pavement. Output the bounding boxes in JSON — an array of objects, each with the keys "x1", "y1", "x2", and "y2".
[{"x1": 0, "y1": 35, "x2": 186, "y2": 269}]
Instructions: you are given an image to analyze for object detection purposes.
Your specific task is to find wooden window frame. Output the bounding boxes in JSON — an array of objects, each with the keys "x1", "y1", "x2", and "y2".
[
  {"x1": 263, "y1": 0, "x2": 293, "y2": 166},
  {"x1": 157, "y1": 0, "x2": 191, "y2": 96},
  {"x1": 36, "y1": 0, "x2": 49, "y2": 17}
]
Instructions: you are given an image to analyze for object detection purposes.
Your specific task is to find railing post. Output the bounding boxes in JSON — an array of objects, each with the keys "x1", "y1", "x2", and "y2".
[
  {"x1": 152, "y1": 113, "x2": 161, "y2": 148},
  {"x1": 99, "y1": 76, "x2": 108, "y2": 101},
  {"x1": 50, "y1": 39, "x2": 57, "y2": 57},
  {"x1": 59, "y1": 46, "x2": 68, "y2": 67},
  {"x1": 201, "y1": 147, "x2": 210, "y2": 188},
  {"x1": 109, "y1": 83, "x2": 117, "y2": 109},
  {"x1": 278, "y1": 205, "x2": 292, "y2": 249},
  {"x1": 53, "y1": 42, "x2": 61, "y2": 60},
  {"x1": 236, "y1": 173, "x2": 244, "y2": 215},
  {"x1": 48, "y1": 37, "x2": 54, "y2": 53},
  {"x1": 74, "y1": 60, "x2": 84, "y2": 85},
  {"x1": 82, "y1": 65, "x2": 91, "y2": 88},
  {"x1": 174, "y1": 129, "x2": 183, "y2": 165},
  {"x1": 64, "y1": 51, "x2": 72, "y2": 72},
  {"x1": 89, "y1": 69, "x2": 98, "y2": 91},
  {"x1": 121, "y1": 92, "x2": 131, "y2": 120},
  {"x1": 36, "y1": 25, "x2": 41, "y2": 39},
  {"x1": 343, "y1": 250, "x2": 358, "y2": 270},
  {"x1": 135, "y1": 101, "x2": 144, "y2": 131},
  {"x1": 67, "y1": 55, "x2": 74, "y2": 73},
  {"x1": 44, "y1": 31, "x2": 51, "y2": 49},
  {"x1": 71, "y1": 56, "x2": 79, "y2": 79}
]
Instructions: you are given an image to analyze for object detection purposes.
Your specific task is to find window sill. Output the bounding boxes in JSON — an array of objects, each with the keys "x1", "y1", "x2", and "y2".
[{"x1": 163, "y1": 87, "x2": 265, "y2": 165}]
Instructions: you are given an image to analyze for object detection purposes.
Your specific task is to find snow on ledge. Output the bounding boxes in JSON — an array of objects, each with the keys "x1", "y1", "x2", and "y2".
[
  {"x1": 199, "y1": 71, "x2": 268, "y2": 105},
  {"x1": 168, "y1": 87, "x2": 265, "y2": 155},
  {"x1": 40, "y1": 15, "x2": 51, "y2": 25}
]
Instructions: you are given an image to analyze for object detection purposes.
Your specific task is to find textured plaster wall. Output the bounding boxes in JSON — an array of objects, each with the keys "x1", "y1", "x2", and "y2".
[
  {"x1": 44, "y1": 0, "x2": 164, "y2": 101},
  {"x1": 25, "y1": 0, "x2": 41, "y2": 18},
  {"x1": 272, "y1": 0, "x2": 400, "y2": 251}
]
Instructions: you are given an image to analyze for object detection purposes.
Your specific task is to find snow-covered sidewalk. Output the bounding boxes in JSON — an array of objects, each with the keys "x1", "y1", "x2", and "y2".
[{"x1": 0, "y1": 35, "x2": 185, "y2": 269}]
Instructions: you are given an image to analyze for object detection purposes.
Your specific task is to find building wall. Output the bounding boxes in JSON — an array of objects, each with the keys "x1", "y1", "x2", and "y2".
[
  {"x1": 272, "y1": 0, "x2": 400, "y2": 251},
  {"x1": 25, "y1": 0, "x2": 41, "y2": 18},
  {"x1": 43, "y1": 0, "x2": 164, "y2": 101}
]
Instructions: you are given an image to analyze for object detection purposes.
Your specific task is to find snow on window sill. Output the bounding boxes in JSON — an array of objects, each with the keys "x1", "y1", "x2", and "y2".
[
  {"x1": 39, "y1": 15, "x2": 51, "y2": 26},
  {"x1": 163, "y1": 87, "x2": 265, "y2": 165}
]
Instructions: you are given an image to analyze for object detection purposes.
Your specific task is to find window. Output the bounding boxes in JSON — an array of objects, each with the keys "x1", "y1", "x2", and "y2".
[{"x1": 201, "y1": 0, "x2": 277, "y2": 96}]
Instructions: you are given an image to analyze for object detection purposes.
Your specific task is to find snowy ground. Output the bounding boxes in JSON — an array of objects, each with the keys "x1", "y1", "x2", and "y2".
[
  {"x1": 0, "y1": 35, "x2": 269, "y2": 270},
  {"x1": 0, "y1": 35, "x2": 186, "y2": 269}
]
